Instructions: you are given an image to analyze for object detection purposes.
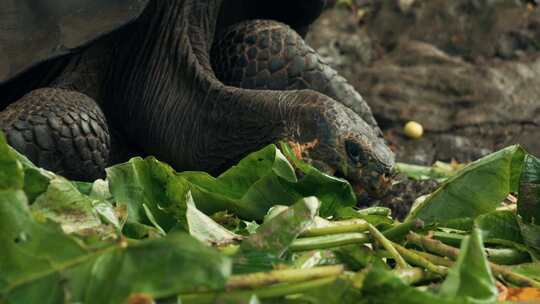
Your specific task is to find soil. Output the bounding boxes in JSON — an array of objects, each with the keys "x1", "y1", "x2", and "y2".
[
  {"x1": 308, "y1": 0, "x2": 540, "y2": 164},
  {"x1": 307, "y1": 0, "x2": 540, "y2": 216}
]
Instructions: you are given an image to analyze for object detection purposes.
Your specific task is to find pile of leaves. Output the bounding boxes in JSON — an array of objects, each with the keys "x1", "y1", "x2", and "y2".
[{"x1": 1, "y1": 131, "x2": 540, "y2": 304}]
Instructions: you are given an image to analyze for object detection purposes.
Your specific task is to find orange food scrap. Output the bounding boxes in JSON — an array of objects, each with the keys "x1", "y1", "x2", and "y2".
[
  {"x1": 127, "y1": 293, "x2": 154, "y2": 304},
  {"x1": 503, "y1": 288, "x2": 540, "y2": 302},
  {"x1": 496, "y1": 281, "x2": 508, "y2": 302},
  {"x1": 287, "y1": 139, "x2": 319, "y2": 160}
]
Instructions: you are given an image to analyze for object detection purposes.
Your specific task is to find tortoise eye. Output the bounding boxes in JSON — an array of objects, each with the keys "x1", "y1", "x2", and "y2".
[{"x1": 345, "y1": 140, "x2": 367, "y2": 165}]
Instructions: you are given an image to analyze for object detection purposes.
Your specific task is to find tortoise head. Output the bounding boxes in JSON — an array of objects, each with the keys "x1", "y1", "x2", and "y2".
[
  {"x1": 290, "y1": 98, "x2": 396, "y2": 199},
  {"x1": 218, "y1": 0, "x2": 328, "y2": 36}
]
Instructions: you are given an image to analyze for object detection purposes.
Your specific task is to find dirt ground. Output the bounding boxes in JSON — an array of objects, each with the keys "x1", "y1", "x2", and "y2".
[
  {"x1": 308, "y1": 0, "x2": 540, "y2": 165},
  {"x1": 307, "y1": 0, "x2": 540, "y2": 217}
]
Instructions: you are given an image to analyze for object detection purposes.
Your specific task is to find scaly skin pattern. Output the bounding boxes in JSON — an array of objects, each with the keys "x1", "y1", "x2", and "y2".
[
  {"x1": 0, "y1": 0, "x2": 394, "y2": 197},
  {"x1": 0, "y1": 89, "x2": 110, "y2": 181},
  {"x1": 211, "y1": 19, "x2": 381, "y2": 133}
]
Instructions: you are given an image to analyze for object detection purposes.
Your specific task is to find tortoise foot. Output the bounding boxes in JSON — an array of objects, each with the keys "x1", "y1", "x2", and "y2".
[{"x1": 0, "y1": 88, "x2": 111, "y2": 181}]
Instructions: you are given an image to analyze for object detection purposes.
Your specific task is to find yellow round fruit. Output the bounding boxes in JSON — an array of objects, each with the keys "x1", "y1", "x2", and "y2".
[{"x1": 404, "y1": 121, "x2": 423, "y2": 139}]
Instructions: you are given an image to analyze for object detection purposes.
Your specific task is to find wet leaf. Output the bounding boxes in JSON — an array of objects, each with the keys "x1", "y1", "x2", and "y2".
[
  {"x1": 184, "y1": 191, "x2": 241, "y2": 246},
  {"x1": 406, "y1": 145, "x2": 526, "y2": 224},
  {"x1": 518, "y1": 155, "x2": 540, "y2": 223},
  {"x1": 0, "y1": 190, "x2": 231, "y2": 304},
  {"x1": 440, "y1": 229, "x2": 498, "y2": 303},
  {"x1": 239, "y1": 197, "x2": 320, "y2": 256},
  {"x1": 0, "y1": 133, "x2": 24, "y2": 190}
]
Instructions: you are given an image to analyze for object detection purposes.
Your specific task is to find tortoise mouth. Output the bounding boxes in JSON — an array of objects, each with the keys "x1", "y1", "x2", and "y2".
[
  {"x1": 334, "y1": 165, "x2": 396, "y2": 200},
  {"x1": 217, "y1": 0, "x2": 326, "y2": 36}
]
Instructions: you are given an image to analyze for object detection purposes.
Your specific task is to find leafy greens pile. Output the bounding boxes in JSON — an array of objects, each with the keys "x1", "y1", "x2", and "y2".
[{"x1": 1, "y1": 132, "x2": 539, "y2": 304}]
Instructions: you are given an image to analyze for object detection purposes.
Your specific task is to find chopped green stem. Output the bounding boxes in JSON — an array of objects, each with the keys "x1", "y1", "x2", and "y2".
[
  {"x1": 180, "y1": 276, "x2": 339, "y2": 303},
  {"x1": 407, "y1": 233, "x2": 540, "y2": 288},
  {"x1": 355, "y1": 207, "x2": 391, "y2": 217},
  {"x1": 409, "y1": 249, "x2": 454, "y2": 267},
  {"x1": 394, "y1": 267, "x2": 437, "y2": 285},
  {"x1": 431, "y1": 232, "x2": 532, "y2": 264},
  {"x1": 383, "y1": 219, "x2": 425, "y2": 241},
  {"x1": 369, "y1": 224, "x2": 409, "y2": 269},
  {"x1": 407, "y1": 232, "x2": 460, "y2": 259},
  {"x1": 218, "y1": 244, "x2": 240, "y2": 256},
  {"x1": 431, "y1": 231, "x2": 464, "y2": 247},
  {"x1": 226, "y1": 265, "x2": 344, "y2": 289},
  {"x1": 485, "y1": 248, "x2": 531, "y2": 265},
  {"x1": 290, "y1": 233, "x2": 370, "y2": 251},
  {"x1": 490, "y1": 264, "x2": 540, "y2": 288},
  {"x1": 373, "y1": 250, "x2": 394, "y2": 259},
  {"x1": 301, "y1": 220, "x2": 369, "y2": 237},
  {"x1": 392, "y1": 242, "x2": 448, "y2": 276},
  {"x1": 352, "y1": 267, "x2": 432, "y2": 289}
]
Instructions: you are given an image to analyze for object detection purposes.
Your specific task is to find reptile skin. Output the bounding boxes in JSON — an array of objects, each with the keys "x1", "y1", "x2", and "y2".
[
  {"x1": 0, "y1": 0, "x2": 394, "y2": 197},
  {"x1": 212, "y1": 20, "x2": 380, "y2": 133},
  {"x1": 0, "y1": 88, "x2": 109, "y2": 180}
]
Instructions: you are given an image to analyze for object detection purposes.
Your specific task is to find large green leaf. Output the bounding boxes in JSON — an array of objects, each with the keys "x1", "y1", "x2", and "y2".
[
  {"x1": 0, "y1": 189, "x2": 231, "y2": 304},
  {"x1": 439, "y1": 229, "x2": 497, "y2": 303},
  {"x1": 239, "y1": 197, "x2": 320, "y2": 256},
  {"x1": 30, "y1": 176, "x2": 118, "y2": 237},
  {"x1": 396, "y1": 161, "x2": 462, "y2": 182},
  {"x1": 518, "y1": 154, "x2": 540, "y2": 223},
  {"x1": 360, "y1": 267, "x2": 457, "y2": 304},
  {"x1": 0, "y1": 133, "x2": 24, "y2": 190},
  {"x1": 475, "y1": 211, "x2": 524, "y2": 246},
  {"x1": 106, "y1": 156, "x2": 180, "y2": 234},
  {"x1": 279, "y1": 143, "x2": 357, "y2": 217},
  {"x1": 406, "y1": 145, "x2": 526, "y2": 224},
  {"x1": 233, "y1": 197, "x2": 320, "y2": 274},
  {"x1": 511, "y1": 263, "x2": 540, "y2": 282},
  {"x1": 0, "y1": 135, "x2": 123, "y2": 237},
  {"x1": 183, "y1": 191, "x2": 241, "y2": 246},
  {"x1": 106, "y1": 145, "x2": 355, "y2": 225},
  {"x1": 517, "y1": 217, "x2": 540, "y2": 260}
]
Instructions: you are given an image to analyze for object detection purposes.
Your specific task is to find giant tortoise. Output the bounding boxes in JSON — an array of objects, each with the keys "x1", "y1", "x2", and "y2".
[{"x1": 0, "y1": 0, "x2": 394, "y2": 197}]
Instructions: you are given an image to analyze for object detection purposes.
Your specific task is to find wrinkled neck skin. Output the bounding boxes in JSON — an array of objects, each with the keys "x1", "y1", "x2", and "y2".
[{"x1": 108, "y1": 0, "x2": 300, "y2": 172}]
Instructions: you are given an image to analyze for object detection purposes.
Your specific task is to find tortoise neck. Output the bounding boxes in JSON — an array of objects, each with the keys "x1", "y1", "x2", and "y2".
[
  {"x1": 107, "y1": 0, "x2": 226, "y2": 168},
  {"x1": 115, "y1": 0, "x2": 223, "y2": 76}
]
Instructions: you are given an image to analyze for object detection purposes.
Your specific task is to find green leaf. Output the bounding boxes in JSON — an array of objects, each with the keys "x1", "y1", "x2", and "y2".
[
  {"x1": 510, "y1": 263, "x2": 540, "y2": 282},
  {"x1": 21, "y1": 167, "x2": 52, "y2": 204},
  {"x1": 0, "y1": 132, "x2": 24, "y2": 190},
  {"x1": 396, "y1": 161, "x2": 462, "y2": 182},
  {"x1": 184, "y1": 191, "x2": 241, "y2": 246},
  {"x1": 439, "y1": 229, "x2": 498, "y2": 303},
  {"x1": 475, "y1": 211, "x2": 523, "y2": 245},
  {"x1": 334, "y1": 245, "x2": 388, "y2": 271},
  {"x1": 239, "y1": 197, "x2": 320, "y2": 256},
  {"x1": 7, "y1": 139, "x2": 56, "y2": 203},
  {"x1": 280, "y1": 142, "x2": 357, "y2": 217},
  {"x1": 518, "y1": 154, "x2": 540, "y2": 223},
  {"x1": 360, "y1": 267, "x2": 457, "y2": 304},
  {"x1": 289, "y1": 278, "x2": 362, "y2": 304},
  {"x1": 106, "y1": 156, "x2": 180, "y2": 234},
  {"x1": 517, "y1": 217, "x2": 540, "y2": 260},
  {"x1": 233, "y1": 197, "x2": 320, "y2": 273},
  {"x1": 474, "y1": 211, "x2": 531, "y2": 260},
  {"x1": 30, "y1": 176, "x2": 117, "y2": 237},
  {"x1": 0, "y1": 190, "x2": 231, "y2": 303},
  {"x1": 107, "y1": 145, "x2": 355, "y2": 226},
  {"x1": 335, "y1": 207, "x2": 394, "y2": 227},
  {"x1": 406, "y1": 145, "x2": 526, "y2": 224}
]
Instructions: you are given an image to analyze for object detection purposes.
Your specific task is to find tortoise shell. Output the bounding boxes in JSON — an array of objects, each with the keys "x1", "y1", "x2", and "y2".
[{"x1": 0, "y1": 0, "x2": 149, "y2": 84}]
